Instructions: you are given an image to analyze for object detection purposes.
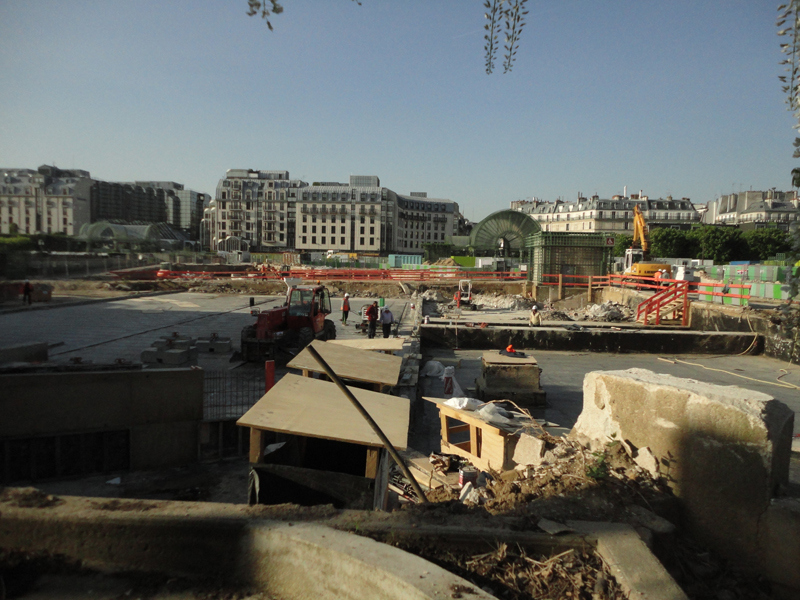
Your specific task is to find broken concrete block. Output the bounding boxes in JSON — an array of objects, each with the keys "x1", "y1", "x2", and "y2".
[
  {"x1": 571, "y1": 368, "x2": 794, "y2": 574},
  {"x1": 633, "y1": 447, "x2": 659, "y2": 479},
  {"x1": 512, "y1": 433, "x2": 546, "y2": 466},
  {"x1": 161, "y1": 349, "x2": 190, "y2": 364},
  {"x1": 140, "y1": 348, "x2": 158, "y2": 363},
  {"x1": 459, "y1": 482, "x2": 474, "y2": 502}
]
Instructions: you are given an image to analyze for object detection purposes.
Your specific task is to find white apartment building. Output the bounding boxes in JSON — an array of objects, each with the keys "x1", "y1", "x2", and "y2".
[
  {"x1": 516, "y1": 192, "x2": 700, "y2": 233},
  {"x1": 202, "y1": 169, "x2": 307, "y2": 252},
  {"x1": 703, "y1": 190, "x2": 800, "y2": 230},
  {"x1": 395, "y1": 193, "x2": 459, "y2": 252},
  {"x1": 295, "y1": 176, "x2": 394, "y2": 253},
  {"x1": 0, "y1": 166, "x2": 92, "y2": 236}
]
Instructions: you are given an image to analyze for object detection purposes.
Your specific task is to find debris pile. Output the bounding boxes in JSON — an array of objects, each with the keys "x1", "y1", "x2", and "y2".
[
  {"x1": 543, "y1": 301, "x2": 634, "y2": 323},
  {"x1": 471, "y1": 293, "x2": 535, "y2": 311}
]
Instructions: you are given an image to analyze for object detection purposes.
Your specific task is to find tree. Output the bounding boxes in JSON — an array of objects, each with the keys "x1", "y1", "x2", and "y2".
[
  {"x1": 612, "y1": 234, "x2": 633, "y2": 258},
  {"x1": 649, "y1": 227, "x2": 696, "y2": 259},
  {"x1": 246, "y1": 0, "x2": 529, "y2": 74},
  {"x1": 686, "y1": 226, "x2": 746, "y2": 264},
  {"x1": 742, "y1": 227, "x2": 793, "y2": 260}
]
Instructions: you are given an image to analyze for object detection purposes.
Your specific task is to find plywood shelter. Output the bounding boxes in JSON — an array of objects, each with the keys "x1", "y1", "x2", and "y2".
[
  {"x1": 287, "y1": 339, "x2": 403, "y2": 389},
  {"x1": 326, "y1": 337, "x2": 407, "y2": 354},
  {"x1": 423, "y1": 396, "x2": 524, "y2": 472},
  {"x1": 239, "y1": 374, "x2": 409, "y2": 450}
]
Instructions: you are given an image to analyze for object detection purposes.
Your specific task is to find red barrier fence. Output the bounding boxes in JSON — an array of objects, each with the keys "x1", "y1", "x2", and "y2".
[{"x1": 142, "y1": 268, "x2": 528, "y2": 282}]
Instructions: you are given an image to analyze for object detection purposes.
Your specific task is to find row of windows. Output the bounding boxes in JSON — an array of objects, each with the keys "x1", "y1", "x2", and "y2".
[{"x1": 301, "y1": 236, "x2": 377, "y2": 247}]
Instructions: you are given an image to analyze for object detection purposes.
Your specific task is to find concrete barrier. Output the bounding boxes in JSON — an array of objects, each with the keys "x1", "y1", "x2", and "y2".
[
  {"x1": 571, "y1": 368, "x2": 797, "y2": 595},
  {"x1": 419, "y1": 324, "x2": 761, "y2": 354},
  {"x1": 0, "y1": 342, "x2": 48, "y2": 364},
  {"x1": 0, "y1": 493, "x2": 493, "y2": 600}
]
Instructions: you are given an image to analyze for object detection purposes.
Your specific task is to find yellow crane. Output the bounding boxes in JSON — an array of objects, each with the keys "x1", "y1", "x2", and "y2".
[{"x1": 623, "y1": 205, "x2": 672, "y2": 278}]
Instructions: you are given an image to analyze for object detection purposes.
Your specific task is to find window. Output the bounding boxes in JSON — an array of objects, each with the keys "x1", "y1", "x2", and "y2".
[
  {"x1": 322, "y1": 237, "x2": 326, "y2": 244},
  {"x1": 360, "y1": 237, "x2": 365, "y2": 245},
  {"x1": 340, "y1": 216, "x2": 346, "y2": 223},
  {"x1": 321, "y1": 226, "x2": 326, "y2": 233},
  {"x1": 280, "y1": 233, "x2": 284, "y2": 241},
  {"x1": 330, "y1": 226, "x2": 336, "y2": 234},
  {"x1": 302, "y1": 236, "x2": 307, "y2": 244},
  {"x1": 370, "y1": 217, "x2": 375, "y2": 224},
  {"x1": 369, "y1": 237, "x2": 374, "y2": 246},
  {"x1": 341, "y1": 237, "x2": 345, "y2": 245},
  {"x1": 221, "y1": 192, "x2": 227, "y2": 200},
  {"x1": 360, "y1": 227, "x2": 365, "y2": 234},
  {"x1": 322, "y1": 216, "x2": 326, "y2": 223},
  {"x1": 312, "y1": 236, "x2": 317, "y2": 244},
  {"x1": 302, "y1": 215, "x2": 307, "y2": 223},
  {"x1": 302, "y1": 225, "x2": 307, "y2": 233},
  {"x1": 312, "y1": 216, "x2": 317, "y2": 223},
  {"x1": 312, "y1": 226, "x2": 317, "y2": 233}
]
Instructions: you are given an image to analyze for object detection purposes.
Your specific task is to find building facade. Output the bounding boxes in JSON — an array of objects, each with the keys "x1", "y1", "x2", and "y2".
[
  {"x1": 202, "y1": 169, "x2": 308, "y2": 253},
  {"x1": 515, "y1": 192, "x2": 700, "y2": 233},
  {"x1": 0, "y1": 166, "x2": 92, "y2": 236},
  {"x1": 395, "y1": 192, "x2": 459, "y2": 252},
  {"x1": 135, "y1": 182, "x2": 210, "y2": 241},
  {"x1": 703, "y1": 190, "x2": 800, "y2": 230}
]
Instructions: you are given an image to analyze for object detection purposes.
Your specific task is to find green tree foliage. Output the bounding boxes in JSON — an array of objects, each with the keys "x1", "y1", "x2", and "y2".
[
  {"x1": 612, "y1": 234, "x2": 633, "y2": 257},
  {"x1": 0, "y1": 236, "x2": 35, "y2": 251},
  {"x1": 741, "y1": 228, "x2": 793, "y2": 260},
  {"x1": 686, "y1": 226, "x2": 745, "y2": 264},
  {"x1": 649, "y1": 227, "x2": 697, "y2": 258}
]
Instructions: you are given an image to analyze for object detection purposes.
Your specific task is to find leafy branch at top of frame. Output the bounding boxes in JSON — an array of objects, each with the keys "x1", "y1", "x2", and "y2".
[
  {"x1": 485, "y1": 0, "x2": 529, "y2": 75},
  {"x1": 247, "y1": 0, "x2": 361, "y2": 31},
  {"x1": 778, "y1": 2, "x2": 800, "y2": 128}
]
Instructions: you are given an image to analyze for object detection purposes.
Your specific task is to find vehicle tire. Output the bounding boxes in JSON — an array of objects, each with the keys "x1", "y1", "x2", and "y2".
[
  {"x1": 323, "y1": 319, "x2": 337, "y2": 340},
  {"x1": 298, "y1": 326, "x2": 314, "y2": 349}
]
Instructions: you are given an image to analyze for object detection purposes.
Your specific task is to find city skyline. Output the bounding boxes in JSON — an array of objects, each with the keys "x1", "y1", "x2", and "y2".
[{"x1": 0, "y1": 1, "x2": 795, "y2": 221}]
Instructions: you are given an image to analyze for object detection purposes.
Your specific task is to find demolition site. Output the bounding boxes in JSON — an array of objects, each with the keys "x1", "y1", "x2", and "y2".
[{"x1": 1, "y1": 265, "x2": 800, "y2": 600}]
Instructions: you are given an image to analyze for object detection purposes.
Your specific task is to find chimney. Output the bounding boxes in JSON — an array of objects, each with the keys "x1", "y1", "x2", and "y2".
[{"x1": 624, "y1": 185, "x2": 627, "y2": 198}]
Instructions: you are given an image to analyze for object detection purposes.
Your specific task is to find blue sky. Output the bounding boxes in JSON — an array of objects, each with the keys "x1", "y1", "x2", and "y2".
[{"x1": 0, "y1": 1, "x2": 794, "y2": 221}]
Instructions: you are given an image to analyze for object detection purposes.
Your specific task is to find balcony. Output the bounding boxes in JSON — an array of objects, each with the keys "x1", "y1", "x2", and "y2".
[{"x1": 300, "y1": 205, "x2": 308, "y2": 213}]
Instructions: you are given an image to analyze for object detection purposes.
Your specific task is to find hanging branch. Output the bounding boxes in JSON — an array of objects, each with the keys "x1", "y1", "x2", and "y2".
[
  {"x1": 502, "y1": 0, "x2": 528, "y2": 74},
  {"x1": 247, "y1": 0, "x2": 361, "y2": 31},
  {"x1": 484, "y1": 0, "x2": 505, "y2": 75},
  {"x1": 778, "y1": 2, "x2": 800, "y2": 154}
]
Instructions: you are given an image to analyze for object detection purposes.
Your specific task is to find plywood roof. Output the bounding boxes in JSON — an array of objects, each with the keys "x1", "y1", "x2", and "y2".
[
  {"x1": 287, "y1": 340, "x2": 403, "y2": 386},
  {"x1": 238, "y1": 374, "x2": 409, "y2": 449},
  {"x1": 327, "y1": 337, "x2": 407, "y2": 352}
]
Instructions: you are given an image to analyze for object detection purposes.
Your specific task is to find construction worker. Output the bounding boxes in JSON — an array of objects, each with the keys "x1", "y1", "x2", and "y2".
[
  {"x1": 529, "y1": 305, "x2": 542, "y2": 327},
  {"x1": 380, "y1": 306, "x2": 394, "y2": 338},
  {"x1": 366, "y1": 301, "x2": 378, "y2": 339},
  {"x1": 341, "y1": 293, "x2": 350, "y2": 325}
]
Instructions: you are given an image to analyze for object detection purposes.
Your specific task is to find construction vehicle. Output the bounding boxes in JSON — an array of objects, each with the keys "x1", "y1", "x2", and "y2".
[
  {"x1": 623, "y1": 205, "x2": 672, "y2": 279},
  {"x1": 453, "y1": 280, "x2": 476, "y2": 310},
  {"x1": 240, "y1": 279, "x2": 336, "y2": 361}
]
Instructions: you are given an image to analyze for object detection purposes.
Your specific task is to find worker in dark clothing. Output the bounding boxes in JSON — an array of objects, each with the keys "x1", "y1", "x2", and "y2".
[
  {"x1": 366, "y1": 301, "x2": 378, "y2": 339},
  {"x1": 22, "y1": 280, "x2": 33, "y2": 305},
  {"x1": 341, "y1": 293, "x2": 350, "y2": 325}
]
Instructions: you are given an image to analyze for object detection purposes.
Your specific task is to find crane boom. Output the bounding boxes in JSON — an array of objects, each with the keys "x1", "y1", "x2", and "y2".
[{"x1": 632, "y1": 204, "x2": 649, "y2": 254}]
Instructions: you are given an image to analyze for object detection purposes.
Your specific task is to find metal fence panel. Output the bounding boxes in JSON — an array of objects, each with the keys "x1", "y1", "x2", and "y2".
[{"x1": 203, "y1": 370, "x2": 264, "y2": 421}]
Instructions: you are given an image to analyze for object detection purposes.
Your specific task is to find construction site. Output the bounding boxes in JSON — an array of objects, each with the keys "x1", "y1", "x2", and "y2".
[{"x1": 1, "y1": 251, "x2": 799, "y2": 599}]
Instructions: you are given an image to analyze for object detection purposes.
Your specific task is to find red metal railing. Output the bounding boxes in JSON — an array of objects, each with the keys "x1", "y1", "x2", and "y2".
[
  {"x1": 138, "y1": 268, "x2": 528, "y2": 282},
  {"x1": 636, "y1": 281, "x2": 689, "y2": 325}
]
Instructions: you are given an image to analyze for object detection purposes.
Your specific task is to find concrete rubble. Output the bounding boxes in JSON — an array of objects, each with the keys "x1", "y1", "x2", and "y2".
[{"x1": 570, "y1": 368, "x2": 799, "y2": 595}]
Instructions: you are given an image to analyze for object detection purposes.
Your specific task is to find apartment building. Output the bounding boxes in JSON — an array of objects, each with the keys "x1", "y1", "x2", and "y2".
[
  {"x1": 703, "y1": 190, "x2": 800, "y2": 230},
  {"x1": 515, "y1": 192, "x2": 700, "y2": 233},
  {"x1": 395, "y1": 192, "x2": 459, "y2": 252},
  {"x1": 0, "y1": 166, "x2": 92, "y2": 236},
  {"x1": 295, "y1": 176, "x2": 395, "y2": 254},
  {"x1": 134, "y1": 182, "x2": 210, "y2": 241},
  {"x1": 202, "y1": 169, "x2": 308, "y2": 252}
]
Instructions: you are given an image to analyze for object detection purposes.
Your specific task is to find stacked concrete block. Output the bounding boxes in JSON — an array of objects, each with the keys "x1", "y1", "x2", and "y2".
[
  {"x1": 197, "y1": 335, "x2": 232, "y2": 353},
  {"x1": 141, "y1": 335, "x2": 198, "y2": 368},
  {"x1": 571, "y1": 368, "x2": 798, "y2": 596},
  {"x1": 474, "y1": 350, "x2": 546, "y2": 408}
]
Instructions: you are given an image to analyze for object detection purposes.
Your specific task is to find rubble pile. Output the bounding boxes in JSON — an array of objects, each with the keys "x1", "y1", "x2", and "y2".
[
  {"x1": 471, "y1": 293, "x2": 535, "y2": 311},
  {"x1": 543, "y1": 301, "x2": 634, "y2": 323}
]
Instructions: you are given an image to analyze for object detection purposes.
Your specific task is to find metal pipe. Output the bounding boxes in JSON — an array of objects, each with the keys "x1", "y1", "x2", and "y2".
[{"x1": 306, "y1": 344, "x2": 429, "y2": 504}]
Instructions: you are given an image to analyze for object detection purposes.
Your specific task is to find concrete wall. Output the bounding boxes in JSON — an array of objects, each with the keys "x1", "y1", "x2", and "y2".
[
  {"x1": 0, "y1": 368, "x2": 203, "y2": 470},
  {"x1": 0, "y1": 342, "x2": 48, "y2": 364}
]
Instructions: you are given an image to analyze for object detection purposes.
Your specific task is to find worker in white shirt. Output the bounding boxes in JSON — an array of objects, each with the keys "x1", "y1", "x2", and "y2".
[{"x1": 380, "y1": 306, "x2": 394, "y2": 338}]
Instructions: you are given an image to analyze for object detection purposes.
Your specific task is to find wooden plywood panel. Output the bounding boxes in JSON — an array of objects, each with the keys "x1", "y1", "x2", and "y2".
[
  {"x1": 287, "y1": 340, "x2": 403, "y2": 386},
  {"x1": 237, "y1": 374, "x2": 409, "y2": 449},
  {"x1": 327, "y1": 337, "x2": 406, "y2": 352}
]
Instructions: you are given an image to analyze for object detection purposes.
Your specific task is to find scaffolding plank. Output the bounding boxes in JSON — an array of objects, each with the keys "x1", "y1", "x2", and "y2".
[{"x1": 326, "y1": 337, "x2": 406, "y2": 353}]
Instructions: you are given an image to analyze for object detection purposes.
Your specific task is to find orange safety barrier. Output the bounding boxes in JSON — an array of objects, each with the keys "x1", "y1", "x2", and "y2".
[
  {"x1": 140, "y1": 268, "x2": 528, "y2": 282},
  {"x1": 636, "y1": 281, "x2": 689, "y2": 326}
]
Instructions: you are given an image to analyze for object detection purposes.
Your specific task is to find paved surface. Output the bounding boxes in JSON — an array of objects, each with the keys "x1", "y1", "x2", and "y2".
[{"x1": 0, "y1": 292, "x2": 412, "y2": 365}]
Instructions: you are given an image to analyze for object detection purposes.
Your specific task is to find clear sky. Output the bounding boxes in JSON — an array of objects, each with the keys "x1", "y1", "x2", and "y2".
[{"x1": 0, "y1": 1, "x2": 795, "y2": 221}]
